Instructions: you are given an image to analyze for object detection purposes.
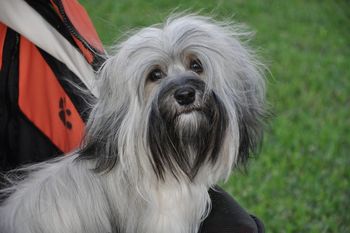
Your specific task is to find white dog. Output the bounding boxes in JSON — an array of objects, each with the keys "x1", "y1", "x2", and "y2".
[{"x1": 0, "y1": 14, "x2": 266, "y2": 233}]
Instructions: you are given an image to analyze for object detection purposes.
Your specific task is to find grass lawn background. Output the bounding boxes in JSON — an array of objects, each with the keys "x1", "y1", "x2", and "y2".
[{"x1": 79, "y1": 0, "x2": 350, "y2": 232}]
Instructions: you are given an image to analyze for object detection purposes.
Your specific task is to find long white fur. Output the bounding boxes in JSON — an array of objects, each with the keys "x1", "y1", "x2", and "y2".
[{"x1": 0, "y1": 14, "x2": 265, "y2": 233}]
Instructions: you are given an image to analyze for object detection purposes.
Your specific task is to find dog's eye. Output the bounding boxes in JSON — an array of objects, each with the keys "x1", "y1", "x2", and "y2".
[
  {"x1": 189, "y1": 59, "x2": 203, "y2": 74},
  {"x1": 148, "y1": 68, "x2": 165, "y2": 82}
]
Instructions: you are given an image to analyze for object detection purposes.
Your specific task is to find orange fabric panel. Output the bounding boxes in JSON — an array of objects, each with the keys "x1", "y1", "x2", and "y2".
[
  {"x1": 61, "y1": 0, "x2": 103, "y2": 51},
  {"x1": 18, "y1": 36, "x2": 84, "y2": 153},
  {"x1": 0, "y1": 23, "x2": 7, "y2": 70},
  {"x1": 50, "y1": 0, "x2": 104, "y2": 64},
  {"x1": 72, "y1": 36, "x2": 94, "y2": 64}
]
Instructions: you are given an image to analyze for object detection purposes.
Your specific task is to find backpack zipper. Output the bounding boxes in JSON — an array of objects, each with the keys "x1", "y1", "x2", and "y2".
[{"x1": 52, "y1": 0, "x2": 100, "y2": 56}]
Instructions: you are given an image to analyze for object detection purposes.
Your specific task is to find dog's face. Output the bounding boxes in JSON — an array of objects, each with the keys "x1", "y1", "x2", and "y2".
[
  {"x1": 80, "y1": 15, "x2": 266, "y2": 184},
  {"x1": 148, "y1": 71, "x2": 229, "y2": 180}
]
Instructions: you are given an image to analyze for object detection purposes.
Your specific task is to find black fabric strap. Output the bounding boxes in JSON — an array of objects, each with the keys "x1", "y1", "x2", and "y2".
[{"x1": 200, "y1": 187, "x2": 264, "y2": 233}]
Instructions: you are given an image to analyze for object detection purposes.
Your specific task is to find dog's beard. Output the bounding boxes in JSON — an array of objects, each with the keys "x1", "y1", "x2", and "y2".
[
  {"x1": 175, "y1": 111, "x2": 207, "y2": 139},
  {"x1": 148, "y1": 77, "x2": 229, "y2": 180}
]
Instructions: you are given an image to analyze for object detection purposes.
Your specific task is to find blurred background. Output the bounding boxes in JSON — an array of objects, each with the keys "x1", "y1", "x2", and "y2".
[{"x1": 80, "y1": 0, "x2": 349, "y2": 232}]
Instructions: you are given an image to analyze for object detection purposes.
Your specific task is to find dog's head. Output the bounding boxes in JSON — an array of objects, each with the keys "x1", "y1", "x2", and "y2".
[{"x1": 80, "y1": 15, "x2": 266, "y2": 184}]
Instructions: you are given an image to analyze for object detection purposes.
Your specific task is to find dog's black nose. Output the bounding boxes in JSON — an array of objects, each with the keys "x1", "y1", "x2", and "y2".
[{"x1": 174, "y1": 87, "x2": 196, "y2": 105}]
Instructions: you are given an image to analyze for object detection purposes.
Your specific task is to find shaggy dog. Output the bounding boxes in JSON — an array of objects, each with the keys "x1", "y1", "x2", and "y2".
[{"x1": 0, "y1": 15, "x2": 266, "y2": 233}]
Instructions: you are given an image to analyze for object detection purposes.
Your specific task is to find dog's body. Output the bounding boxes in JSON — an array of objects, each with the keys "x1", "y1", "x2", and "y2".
[
  {"x1": 0, "y1": 154, "x2": 209, "y2": 233},
  {"x1": 0, "y1": 15, "x2": 266, "y2": 233}
]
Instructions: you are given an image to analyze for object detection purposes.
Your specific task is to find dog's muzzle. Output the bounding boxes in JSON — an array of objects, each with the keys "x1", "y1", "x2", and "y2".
[
  {"x1": 156, "y1": 75, "x2": 207, "y2": 119},
  {"x1": 148, "y1": 74, "x2": 229, "y2": 180}
]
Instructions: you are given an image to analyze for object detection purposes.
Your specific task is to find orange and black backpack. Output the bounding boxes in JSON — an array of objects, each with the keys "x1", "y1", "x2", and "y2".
[{"x1": 0, "y1": 0, "x2": 105, "y2": 171}]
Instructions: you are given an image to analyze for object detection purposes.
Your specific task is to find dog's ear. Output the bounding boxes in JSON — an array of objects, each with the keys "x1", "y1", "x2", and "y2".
[
  {"x1": 236, "y1": 103, "x2": 266, "y2": 166},
  {"x1": 77, "y1": 103, "x2": 129, "y2": 173},
  {"x1": 81, "y1": 113, "x2": 130, "y2": 174},
  {"x1": 77, "y1": 56, "x2": 131, "y2": 173},
  {"x1": 224, "y1": 25, "x2": 267, "y2": 166},
  {"x1": 226, "y1": 34, "x2": 267, "y2": 166},
  {"x1": 234, "y1": 63, "x2": 267, "y2": 166}
]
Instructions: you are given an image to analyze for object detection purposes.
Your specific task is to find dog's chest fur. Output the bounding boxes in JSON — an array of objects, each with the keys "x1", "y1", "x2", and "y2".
[
  {"x1": 104, "y1": 172, "x2": 211, "y2": 233},
  {"x1": 128, "y1": 184, "x2": 209, "y2": 233}
]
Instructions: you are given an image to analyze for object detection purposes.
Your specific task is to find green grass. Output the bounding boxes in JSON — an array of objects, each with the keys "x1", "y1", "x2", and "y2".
[{"x1": 80, "y1": 0, "x2": 350, "y2": 232}]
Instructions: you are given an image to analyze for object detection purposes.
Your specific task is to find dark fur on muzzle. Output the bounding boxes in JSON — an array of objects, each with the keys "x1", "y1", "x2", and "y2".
[{"x1": 148, "y1": 76, "x2": 229, "y2": 180}]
